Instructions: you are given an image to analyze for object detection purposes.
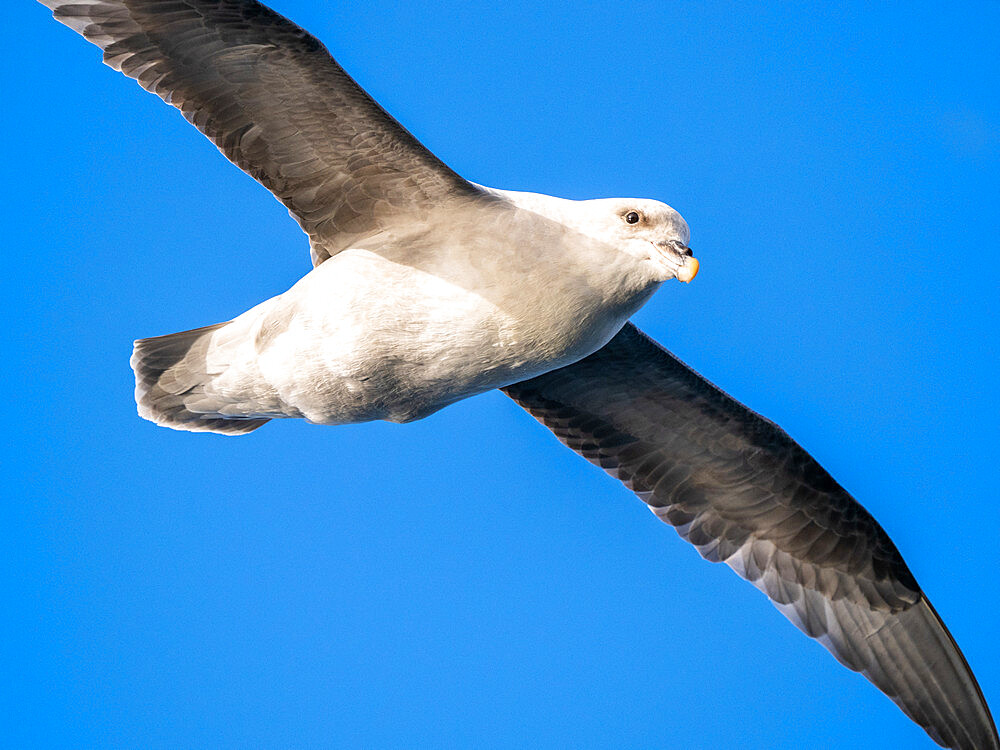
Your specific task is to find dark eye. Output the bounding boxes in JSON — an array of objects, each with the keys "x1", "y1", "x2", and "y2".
[{"x1": 624, "y1": 211, "x2": 640, "y2": 225}]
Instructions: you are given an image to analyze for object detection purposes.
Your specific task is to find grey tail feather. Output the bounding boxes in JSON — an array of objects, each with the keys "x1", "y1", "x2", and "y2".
[{"x1": 130, "y1": 322, "x2": 270, "y2": 435}]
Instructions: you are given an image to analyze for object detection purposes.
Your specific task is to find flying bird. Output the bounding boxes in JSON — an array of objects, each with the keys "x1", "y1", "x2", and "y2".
[{"x1": 38, "y1": 1, "x2": 997, "y2": 748}]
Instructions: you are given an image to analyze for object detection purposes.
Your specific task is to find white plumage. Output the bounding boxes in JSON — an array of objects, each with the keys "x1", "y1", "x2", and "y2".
[{"x1": 133, "y1": 193, "x2": 694, "y2": 431}]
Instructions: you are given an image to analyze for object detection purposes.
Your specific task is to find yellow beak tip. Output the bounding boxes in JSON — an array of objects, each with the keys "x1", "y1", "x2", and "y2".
[{"x1": 677, "y1": 257, "x2": 699, "y2": 283}]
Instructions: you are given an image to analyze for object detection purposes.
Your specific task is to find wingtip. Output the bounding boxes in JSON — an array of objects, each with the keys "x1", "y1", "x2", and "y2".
[{"x1": 918, "y1": 596, "x2": 1000, "y2": 750}]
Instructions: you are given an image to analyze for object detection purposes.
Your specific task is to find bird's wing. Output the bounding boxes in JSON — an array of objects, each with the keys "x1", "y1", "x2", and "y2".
[
  {"x1": 39, "y1": 0, "x2": 488, "y2": 265},
  {"x1": 503, "y1": 322, "x2": 997, "y2": 750}
]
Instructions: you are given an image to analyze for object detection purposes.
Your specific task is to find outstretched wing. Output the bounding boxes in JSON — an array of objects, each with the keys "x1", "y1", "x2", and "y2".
[
  {"x1": 503, "y1": 322, "x2": 997, "y2": 750},
  {"x1": 39, "y1": 0, "x2": 485, "y2": 264}
]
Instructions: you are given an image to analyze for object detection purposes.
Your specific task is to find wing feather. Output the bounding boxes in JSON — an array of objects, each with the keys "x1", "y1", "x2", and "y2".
[
  {"x1": 503, "y1": 322, "x2": 997, "y2": 750},
  {"x1": 39, "y1": 0, "x2": 486, "y2": 263}
]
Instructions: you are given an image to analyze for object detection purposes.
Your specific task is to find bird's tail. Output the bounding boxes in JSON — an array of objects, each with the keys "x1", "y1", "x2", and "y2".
[{"x1": 130, "y1": 322, "x2": 270, "y2": 435}]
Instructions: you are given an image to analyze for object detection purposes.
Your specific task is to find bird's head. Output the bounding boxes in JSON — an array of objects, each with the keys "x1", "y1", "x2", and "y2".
[{"x1": 583, "y1": 198, "x2": 699, "y2": 283}]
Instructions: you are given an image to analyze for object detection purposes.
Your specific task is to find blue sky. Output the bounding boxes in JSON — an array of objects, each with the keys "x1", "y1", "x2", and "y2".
[{"x1": 5, "y1": 1, "x2": 999, "y2": 747}]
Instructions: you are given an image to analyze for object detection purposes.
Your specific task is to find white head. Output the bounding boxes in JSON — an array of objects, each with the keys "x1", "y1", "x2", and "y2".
[
  {"x1": 573, "y1": 197, "x2": 697, "y2": 283},
  {"x1": 489, "y1": 188, "x2": 698, "y2": 284}
]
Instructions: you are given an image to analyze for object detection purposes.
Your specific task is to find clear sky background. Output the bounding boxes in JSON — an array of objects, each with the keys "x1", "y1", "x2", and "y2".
[{"x1": 5, "y1": 2, "x2": 999, "y2": 748}]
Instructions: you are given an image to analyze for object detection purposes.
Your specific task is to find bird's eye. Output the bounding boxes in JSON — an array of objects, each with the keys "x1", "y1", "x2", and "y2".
[{"x1": 624, "y1": 211, "x2": 640, "y2": 225}]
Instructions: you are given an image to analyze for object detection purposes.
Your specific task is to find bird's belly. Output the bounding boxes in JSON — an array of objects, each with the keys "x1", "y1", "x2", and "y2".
[{"x1": 252, "y1": 249, "x2": 629, "y2": 425}]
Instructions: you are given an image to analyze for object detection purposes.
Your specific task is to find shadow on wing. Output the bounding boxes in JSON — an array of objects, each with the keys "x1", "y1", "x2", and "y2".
[{"x1": 504, "y1": 322, "x2": 997, "y2": 750}]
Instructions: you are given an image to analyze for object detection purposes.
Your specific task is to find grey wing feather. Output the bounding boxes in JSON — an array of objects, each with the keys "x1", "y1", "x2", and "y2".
[
  {"x1": 39, "y1": 0, "x2": 485, "y2": 264},
  {"x1": 503, "y1": 322, "x2": 997, "y2": 750}
]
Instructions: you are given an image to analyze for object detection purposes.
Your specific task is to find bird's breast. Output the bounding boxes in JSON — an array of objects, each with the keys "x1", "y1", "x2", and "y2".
[{"x1": 257, "y1": 246, "x2": 646, "y2": 424}]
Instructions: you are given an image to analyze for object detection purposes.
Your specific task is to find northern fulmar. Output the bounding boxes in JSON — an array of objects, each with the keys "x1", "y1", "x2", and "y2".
[{"x1": 38, "y1": 2, "x2": 997, "y2": 748}]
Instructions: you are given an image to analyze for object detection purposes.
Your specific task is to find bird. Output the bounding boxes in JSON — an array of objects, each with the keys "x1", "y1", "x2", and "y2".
[{"x1": 37, "y1": 1, "x2": 997, "y2": 748}]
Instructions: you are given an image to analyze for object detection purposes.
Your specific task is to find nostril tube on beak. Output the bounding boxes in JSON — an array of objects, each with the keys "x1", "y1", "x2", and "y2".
[{"x1": 672, "y1": 240, "x2": 693, "y2": 257}]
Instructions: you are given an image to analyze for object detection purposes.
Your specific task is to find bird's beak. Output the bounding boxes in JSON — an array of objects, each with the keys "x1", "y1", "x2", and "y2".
[
  {"x1": 676, "y1": 254, "x2": 699, "y2": 283},
  {"x1": 653, "y1": 240, "x2": 700, "y2": 283}
]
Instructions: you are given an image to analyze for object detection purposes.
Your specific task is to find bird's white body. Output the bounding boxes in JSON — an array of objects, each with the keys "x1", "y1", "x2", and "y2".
[{"x1": 161, "y1": 191, "x2": 692, "y2": 426}]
